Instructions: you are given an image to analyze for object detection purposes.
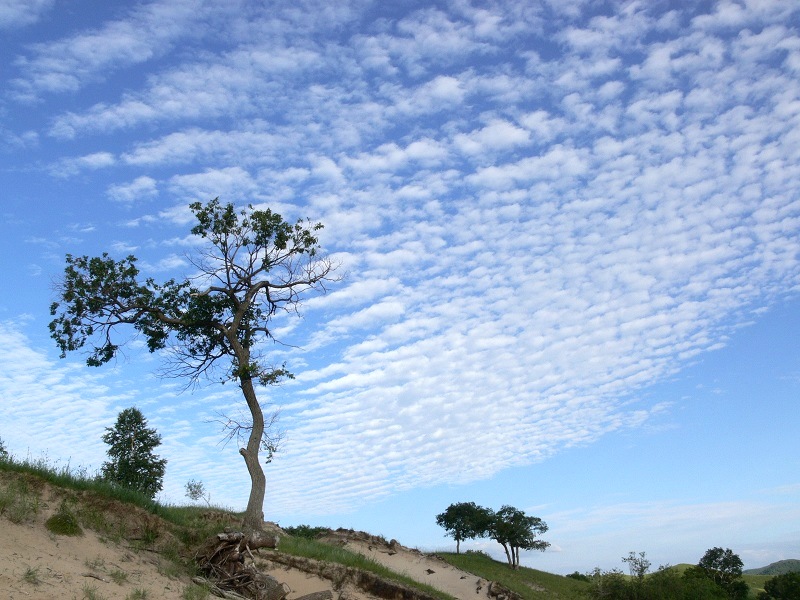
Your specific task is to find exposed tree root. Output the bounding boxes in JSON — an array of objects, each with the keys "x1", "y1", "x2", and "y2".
[{"x1": 195, "y1": 531, "x2": 287, "y2": 600}]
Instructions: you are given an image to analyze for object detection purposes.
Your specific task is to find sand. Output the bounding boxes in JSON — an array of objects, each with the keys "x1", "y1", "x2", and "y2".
[{"x1": 0, "y1": 509, "x2": 484, "y2": 600}]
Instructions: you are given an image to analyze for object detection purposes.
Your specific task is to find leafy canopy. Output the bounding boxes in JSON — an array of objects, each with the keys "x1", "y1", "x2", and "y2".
[
  {"x1": 49, "y1": 198, "x2": 329, "y2": 384},
  {"x1": 436, "y1": 502, "x2": 493, "y2": 553},
  {"x1": 489, "y1": 505, "x2": 550, "y2": 560}
]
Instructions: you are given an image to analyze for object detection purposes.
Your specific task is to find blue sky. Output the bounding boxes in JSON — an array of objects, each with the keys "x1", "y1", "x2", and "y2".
[{"x1": 1, "y1": 0, "x2": 799, "y2": 575}]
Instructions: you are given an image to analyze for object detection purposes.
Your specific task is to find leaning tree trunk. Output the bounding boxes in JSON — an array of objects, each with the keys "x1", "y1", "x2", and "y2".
[
  {"x1": 500, "y1": 542, "x2": 512, "y2": 568},
  {"x1": 239, "y1": 372, "x2": 267, "y2": 533}
]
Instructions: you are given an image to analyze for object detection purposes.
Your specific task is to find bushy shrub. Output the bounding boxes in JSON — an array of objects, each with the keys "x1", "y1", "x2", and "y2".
[
  {"x1": 284, "y1": 524, "x2": 328, "y2": 539},
  {"x1": 464, "y1": 549, "x2": 493, "y2": 559},
  {"x1": 586, "y1": 564, "x2": 729, "y2": 599},
  {"x1": 759, "y1": 572, "x2": 800, "y2": 600},
  {"x1": 45, "y1": 499, "x2": 83, "y2": 536}
]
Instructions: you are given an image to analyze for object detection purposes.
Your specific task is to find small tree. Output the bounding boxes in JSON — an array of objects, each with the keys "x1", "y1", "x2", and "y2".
[
  {"x1": 185, "y1": 479, "x2": 211, "y2": 506},
  {"x1": 435, "y1": 501, "x2": 493, "y2": 553},
  {"x1": 0, "y1": 436, "x2": 8, "y2": 460},
  {"x1": 101, "y1": 407, "x2": 167, "y2": 498},
  {"x1": 489, "y1": 505, "x2": 549, "y2": 569},
  {"x1": 623, "y1": 550, "x2": 651, "y2": 581}
]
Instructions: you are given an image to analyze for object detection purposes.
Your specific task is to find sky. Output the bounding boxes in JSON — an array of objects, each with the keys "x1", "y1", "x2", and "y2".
[{"x1": 0, "y1": 0, "x2": 799, "y2": 576}]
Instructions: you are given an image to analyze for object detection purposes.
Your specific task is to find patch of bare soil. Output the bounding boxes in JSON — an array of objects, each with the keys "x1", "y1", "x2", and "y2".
[{"x1": 0, "y1": 514, "x2": 188, "y2": 600}]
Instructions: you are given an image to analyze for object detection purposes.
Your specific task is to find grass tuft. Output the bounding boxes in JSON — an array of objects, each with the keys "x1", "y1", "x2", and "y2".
[
  {"x1": 46, "y1": 499, "x2": 84, "y2": 536},
  {"x1": 439, "y1": 550, "x2": 590, "y2": 600},
  {"x1": 181, "y1": 582, "x2": 211, "y2": 600},
  {"x1": 82, "y1": 582, "x2": 106, "y2": 600},
  {"x1": 22, "y1": 565, "x2": 41, "y2": 585},
  {"x1": 110, "y1": 568, "x2": 129, "y2": 584}
]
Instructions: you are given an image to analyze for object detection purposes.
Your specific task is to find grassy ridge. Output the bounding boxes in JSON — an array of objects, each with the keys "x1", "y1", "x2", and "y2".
[
  {"x1": 439, "y1": 551, "x2": 589, "y2": 599},
  {"x1": 744, "y1": 558, "x2": 800, "y2": 576}
]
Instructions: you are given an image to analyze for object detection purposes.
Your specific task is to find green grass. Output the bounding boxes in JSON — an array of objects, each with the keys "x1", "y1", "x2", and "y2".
[
  {"x1": 22, "y1": 565, "x2": 41, "y2": 585},
  {"x1": 438, "y1": 550, "x2": 590, "y2": 600},
  {"x1": 742, "y1": 573, "x2": 770, "y2": 598},
  {"x1": 109, "y1": 568, "x2": 129, "y2": 585},
  {"x1": 181, "y1": 583, "x2": 210, "y2": 600},
  {"x1": 46, "y1": 499, "x2": 84, "y2": 536},
  {"x1": 277, "y1": 535, "x2": 458, "y2": 600},
  {"x1": 0, "y1": 453, "x2": 239, "y2": 530},
  {"x1": 82, "y1": 582, "x2": 107, "y2": 600},
  {"x1": 0, "y1": 477, "x2": 41, "y2": 523}
]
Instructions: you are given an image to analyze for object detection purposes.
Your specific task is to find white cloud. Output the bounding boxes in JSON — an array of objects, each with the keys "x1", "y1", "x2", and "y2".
[
  {"x1": 454, "y1": 119, "x2": 531, "y2": 154},
  {"x1": 9, "y1": 0, "x2": 234, "y2": 99},
  {"x1": 121, "y1": 127, "x2": 283, "y2": 167},
  {"x1": 107, "y1": 176, "x2": 158, "y2": 203},
  {"x1": 50, "y1": 152, "x2": 116, "y2": 177},
  {"x1": 0, "y1": 0, "x2": 53, "y2": 29},
  {"x1": 168, "y1": 167, "x2": 258, "y2": 204},
  {"x1": 538, "y1": 493, "x2": 800, "y2": 573}
]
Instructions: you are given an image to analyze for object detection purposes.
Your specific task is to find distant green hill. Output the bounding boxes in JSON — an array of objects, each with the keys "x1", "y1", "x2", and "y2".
[{"x1": 744, "y1": 559, "x2": 800, "y2": 575}]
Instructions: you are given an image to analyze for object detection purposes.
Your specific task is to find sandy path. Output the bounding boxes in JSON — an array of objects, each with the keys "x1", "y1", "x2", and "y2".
[{"x1": 339, "y1": 537, "x2": 493, "y2": 600}]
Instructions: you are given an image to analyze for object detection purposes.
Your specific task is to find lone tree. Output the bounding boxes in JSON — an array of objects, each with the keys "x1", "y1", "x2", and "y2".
[
  {"x1": 697, "y1": 547, "x2": 749, "y2": 599},
  {"x1": 622, "y1": 550, "x2": 651, "y2": 581},
  {"x1": 50, "y1": 198, "x2": 337, "y2": 534},
  {"x1": 489, "y1": 505, "x2": 550, "y2": 569},
  {"x1": 101, "y1": 407, "x2": 167, "y2": 499},
  {"x1": 436, "y1": 501, "x2": 493, "y2": 553}
]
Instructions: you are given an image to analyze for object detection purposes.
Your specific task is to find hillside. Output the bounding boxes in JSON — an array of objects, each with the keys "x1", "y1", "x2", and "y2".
[
  {"x1": 744, "y1": 559, "x2": 800, "y2": 576},
  {"x1": 0, "y1": 461, "x2": 588, "y2": 600}
]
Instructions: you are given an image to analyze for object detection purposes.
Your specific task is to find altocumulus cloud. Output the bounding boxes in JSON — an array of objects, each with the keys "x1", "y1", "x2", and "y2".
[{"x1": 2, "y1": 0, "x2": 800, "y2": 521}]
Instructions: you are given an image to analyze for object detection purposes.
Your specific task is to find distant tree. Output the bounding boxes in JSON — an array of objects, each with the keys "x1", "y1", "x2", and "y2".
[
  {"x1": 0, "y1": 436, "x2": 8, "y2": 460},
  {"x1": 50, "y1": 198, "x2": 337, "y2": 537},
  {"x1": 185, "y1": 479, "x2": 211, "y2": 506},
  {"x1": 488, "y1": 505, "x2": 549, "y2": 569},
  {"x1": 622, "y1": 551, "x2": 651, "y2": 581},
  {"x1": 758, "y1": 572, "x2": 800, "y2": 600},
  {"x1": 683, "y1": 565, "x2": 731, "y2": 599},
  {"x1": 587, "y1": 567, "x2": 629, "y2": 599},
  {"x1": 101, "y1": 407, "x2": 167, "y2": 498},
  {"x1": 697, "y1": 547, "x2": 749, "y2": 599},
  {"x1": 588, "y1": 563, "x2": 728, "y2": 600},
  {"x1": 436, "y1": 501, "x2": 493, "y2": 554},
  {"x1": 284, "y1": 524, "x2": 329, "y2": 539}
]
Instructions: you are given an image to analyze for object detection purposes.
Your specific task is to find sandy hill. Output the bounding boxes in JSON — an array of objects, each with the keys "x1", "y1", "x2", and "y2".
[{"x1": 0, "y1": 469, "x2": 524, "y2": 600}]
